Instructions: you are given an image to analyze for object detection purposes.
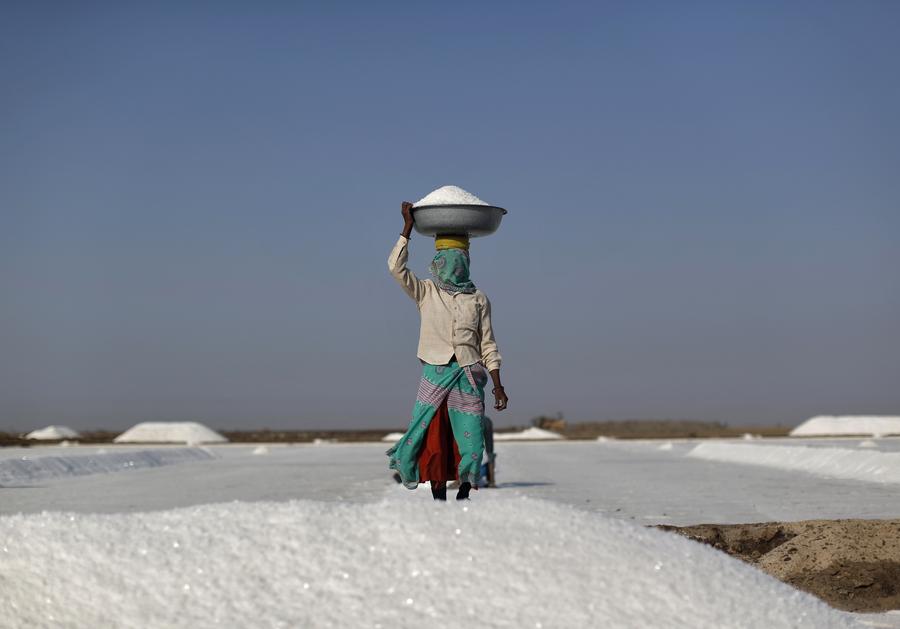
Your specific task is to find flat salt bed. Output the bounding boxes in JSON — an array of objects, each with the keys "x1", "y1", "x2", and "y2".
[{"x1": 5, "y1": 440, "x2": 900, "y2": 523}]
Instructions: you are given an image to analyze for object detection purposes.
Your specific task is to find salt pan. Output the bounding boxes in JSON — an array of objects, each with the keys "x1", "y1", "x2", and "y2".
[{"x1": 414, "y1": 185, "x2": 490, "y2": 207}]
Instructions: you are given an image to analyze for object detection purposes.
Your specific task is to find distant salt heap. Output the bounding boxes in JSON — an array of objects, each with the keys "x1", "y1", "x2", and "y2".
[
  {"x1": 494, "y1": 427, "x2": 564, "y2": 441},
  {"x1": 26, "y1": 425, "x2": 81, "y2": 440},
  {"x1": 114, "y1": 422, "x2": 228, "y2": 444},
  {"x1": 789, "y1": 415, "x2": 900, "y2": 437},
  {"x1": 413, "y1": 185, "x2": 490, "y2": 207},
  {"x1": 381, "y1": 432, "x2": 405, "y2": 443}
]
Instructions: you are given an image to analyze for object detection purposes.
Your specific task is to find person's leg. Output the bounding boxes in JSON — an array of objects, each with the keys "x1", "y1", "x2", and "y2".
[
  {"x1": 482, "y1": 416, "x2": 494, "y2": 456},
  {"x1": 431, "y1": 481, "x2": 447, "y2": 501},
  {"x1": 482, "y1": 415, "x2": 496, "y2": 487}
]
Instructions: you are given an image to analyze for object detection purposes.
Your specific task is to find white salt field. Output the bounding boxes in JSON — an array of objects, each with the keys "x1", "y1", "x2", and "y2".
[
  {"x1": 7, "y1": 438, "x2": 900, "y2": 520},
  {"x1": 4, "y1": 438, "x2": 900, "y2": 628}
]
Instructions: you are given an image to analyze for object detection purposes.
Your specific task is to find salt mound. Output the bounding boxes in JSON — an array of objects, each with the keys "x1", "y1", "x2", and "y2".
[
  {"x1": 413, "y1": 185, "x2": 489, "y2": 207},
  {"x1": 494, "y1": 427, "x2": 564, "y2": 441},
  {"x1": 0, "y1": 495, "x2": 853, "y2": 628},
  {"x1": 114, "y1": 422, "x2": 228, "y2": 444},
  {"x1": 25, "y1": 425, "x2": 80, "y2": 440},
  {"x1": 688, "y1": 442, "x2": 900, "y2": 485},
  {"x1": 790, "y1": 415, "x2": 900, "y2": 437},
  {"x1": 381, "y1": 432, "x2": 405, "y2": 443}
]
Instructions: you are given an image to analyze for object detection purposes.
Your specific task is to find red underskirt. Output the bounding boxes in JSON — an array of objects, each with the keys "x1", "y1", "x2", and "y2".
[{"x1": 417, "y1": 399, "x2": 461, "y2": 483}]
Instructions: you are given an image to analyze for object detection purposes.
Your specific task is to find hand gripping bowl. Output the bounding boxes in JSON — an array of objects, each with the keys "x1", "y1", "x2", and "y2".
[{"x1": 411, "y1": 204, "x2": 508, "y2": 238}]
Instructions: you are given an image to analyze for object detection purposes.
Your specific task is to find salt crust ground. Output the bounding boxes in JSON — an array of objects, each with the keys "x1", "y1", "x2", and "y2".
[
  {"x1": 0, "y1": 448, "x2": 214, "y2": 485},
  {"x1": 688, "y1": 443, "x2": 900, "y2": 484},
  {"x1": 0, "y1": 489, "x2": 859, "y2": 629}
]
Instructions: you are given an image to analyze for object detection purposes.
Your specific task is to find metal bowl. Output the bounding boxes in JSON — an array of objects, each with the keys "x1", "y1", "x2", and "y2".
[{"x1": 411, "y1": 204, "x2": 508, "y2": 238}]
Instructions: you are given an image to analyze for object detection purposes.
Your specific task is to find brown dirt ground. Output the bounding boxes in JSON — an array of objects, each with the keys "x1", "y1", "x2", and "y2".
[
  {"x1": 3, "y1": 421, "x2": 791, "y2": 445},
  {"x1": 658, "y1": 519, "x2": 900, "y2": 613},
  {"x1": 561, "y1": 420, "x2": 790, "y2": 439}
]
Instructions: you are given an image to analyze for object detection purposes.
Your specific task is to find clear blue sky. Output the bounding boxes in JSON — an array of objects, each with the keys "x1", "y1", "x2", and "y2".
[{"x1": 2, "y1": 2, "x2": 898, "y2": 431}]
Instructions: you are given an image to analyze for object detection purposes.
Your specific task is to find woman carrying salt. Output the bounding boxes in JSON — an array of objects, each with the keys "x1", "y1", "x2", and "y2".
[{"x1": 386, "y1": 200, "x2": 509, "y2": 500}]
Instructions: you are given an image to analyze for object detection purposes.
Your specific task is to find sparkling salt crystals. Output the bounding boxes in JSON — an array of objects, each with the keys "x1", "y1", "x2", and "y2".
[{"x1": 413, "y1": 185, "x2": 490, "y2": 207}]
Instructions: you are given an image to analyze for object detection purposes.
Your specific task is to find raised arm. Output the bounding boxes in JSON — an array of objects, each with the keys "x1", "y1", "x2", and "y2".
[
  {"x1": 479, "y1": 296, "x2": 508, "y2": 411},
  {"x1": 387, "y1": 201, "x2": 427, "y2": 303}
]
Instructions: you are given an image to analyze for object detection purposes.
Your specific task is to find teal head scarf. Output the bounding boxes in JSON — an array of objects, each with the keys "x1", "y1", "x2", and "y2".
[{"x1": 430, "y1": 248, "x2": 476, "y2": 294}]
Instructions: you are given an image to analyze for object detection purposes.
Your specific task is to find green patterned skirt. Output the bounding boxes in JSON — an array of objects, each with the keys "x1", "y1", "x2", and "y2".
[{"x1": 387, "y1": 360, "x2": 487, "y2": 489}]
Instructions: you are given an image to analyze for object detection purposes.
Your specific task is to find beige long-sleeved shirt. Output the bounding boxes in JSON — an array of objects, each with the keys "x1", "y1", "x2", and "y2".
[{"x1": 388, "y1": 236, "x2": 502, "y2": 372}]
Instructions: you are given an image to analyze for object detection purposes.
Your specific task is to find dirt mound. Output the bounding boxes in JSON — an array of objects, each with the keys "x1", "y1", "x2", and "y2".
[{"x1": 659, "y1": 519, "x2": 900, "y2": 612}]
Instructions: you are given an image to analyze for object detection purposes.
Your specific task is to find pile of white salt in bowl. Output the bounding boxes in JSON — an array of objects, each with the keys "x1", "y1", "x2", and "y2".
[{"x1": 413, "y1": 185, "x2": 490, "y2": 207}]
